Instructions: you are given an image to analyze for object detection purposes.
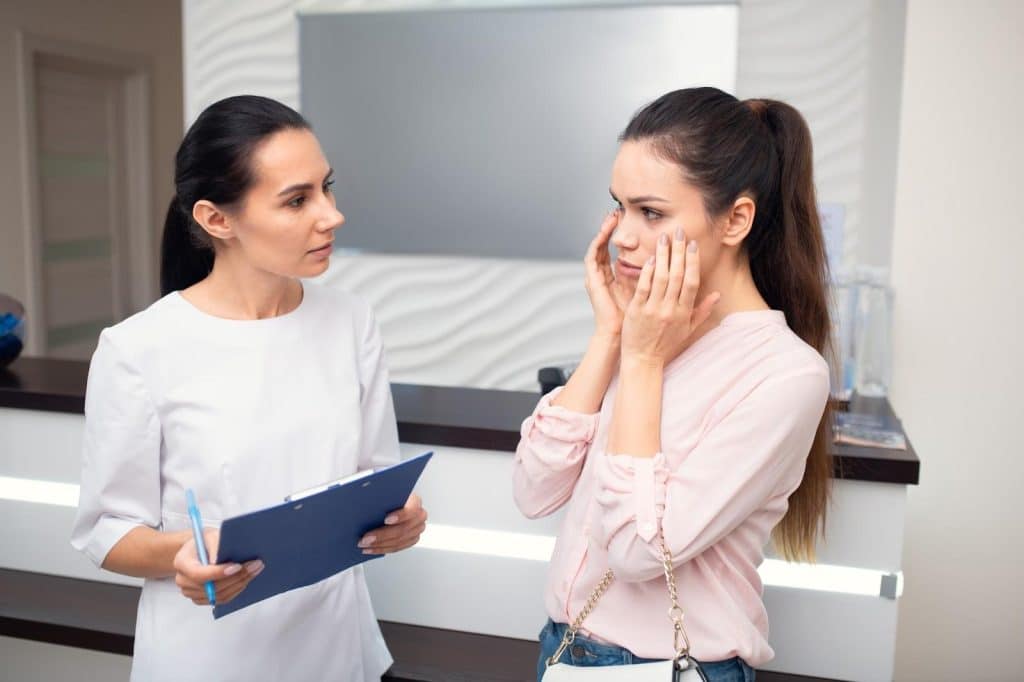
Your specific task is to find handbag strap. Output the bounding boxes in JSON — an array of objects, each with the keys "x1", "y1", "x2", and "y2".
[{"x1": 546, "y1": 530, "x2": 693, "y2": 667}]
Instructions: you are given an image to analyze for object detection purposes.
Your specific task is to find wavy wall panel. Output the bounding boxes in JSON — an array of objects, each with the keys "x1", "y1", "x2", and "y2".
[
  {"x1": 317, "y1": 253, "x2": 592, "y2": 391},
  {"x1": 736, "y1": 0, "x2": 874, "y2": 273},
  {"x1": 184, "y1": 0, "x2": 308, "y2": 122},
  {"x1": 184, "y1": 0, "x2": 899, "y2": 389}
]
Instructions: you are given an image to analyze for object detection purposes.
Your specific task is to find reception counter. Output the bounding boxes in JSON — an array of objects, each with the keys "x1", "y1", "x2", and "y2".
[{"x1": 0, "y1": 357, "x2": 918, "y2": 681}]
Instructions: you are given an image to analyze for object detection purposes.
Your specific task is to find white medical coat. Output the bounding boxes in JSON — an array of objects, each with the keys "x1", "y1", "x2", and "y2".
[{"x1": 71, "y1": 283, "x2": 398, "y2": 681}]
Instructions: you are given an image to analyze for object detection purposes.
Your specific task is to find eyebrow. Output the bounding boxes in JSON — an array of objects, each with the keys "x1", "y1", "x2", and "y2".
[
  {"x1": 609, "y1": 188, "x2": 669, "y2": 204},
  {"x1": 277, "y1": 168, "x2": 335, "y2": 197}
]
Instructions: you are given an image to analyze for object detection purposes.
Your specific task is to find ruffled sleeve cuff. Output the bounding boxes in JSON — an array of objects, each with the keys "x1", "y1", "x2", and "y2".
[
  {"x1": 594, "y1": 452, "x2": 670, "y2": 543},
  {"x1": 528, "y1": 387, "x2": 600, "y2": 442},
  {"x1": 516, "y1": 387, "x2": 600, "y2": 473}
]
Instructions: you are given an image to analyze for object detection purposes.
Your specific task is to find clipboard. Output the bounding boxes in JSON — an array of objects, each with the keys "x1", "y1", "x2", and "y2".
[{"x1": 212, "y1": 451, "x2": 433, "y2": 618}]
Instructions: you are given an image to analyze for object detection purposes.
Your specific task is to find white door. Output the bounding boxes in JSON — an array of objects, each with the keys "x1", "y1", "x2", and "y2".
[{"x1": 30, "y1": 53, "x2": 138, "y2": 360}]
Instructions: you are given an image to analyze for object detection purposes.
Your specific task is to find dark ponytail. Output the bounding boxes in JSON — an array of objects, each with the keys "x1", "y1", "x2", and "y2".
[
  {"x1": 744, "y1": 98, "x2": 833, "y2": 563},
  {"x1": 160, "y1": 196, "x2": 214, "y2": 297},
  {"x1": 621, "y1": 87, "x2": 833, "y2": 562},
  {"x1": 159, "y1": 95, "x2": 310, "y2": 295}
]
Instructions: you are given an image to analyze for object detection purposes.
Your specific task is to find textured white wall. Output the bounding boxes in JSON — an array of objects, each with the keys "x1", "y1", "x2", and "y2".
[
  {"x1": 889, "y1": 1, "x2": 1024, "y2": 679},
  {"x1": 184, "y1": 0, "x2": 728, "y2": 124},
  {"x1": 735, "y1": 0, "x2": 906, "y2": 271},
  {"x1": 183, "y1": 0, "x2": 309, "y2": 125},
  {"x1": 183, "y1": 0, "x2": 738, "y2": 390},
  {"x1": 185, "y1": 0, "x2": 903, "y2": 270},
  {"x1": 183, "y1": 0, "x2": 902, "y2": 390},
  {"x1": 316, "y1": 253, "x2": 591, "y2": 390}
]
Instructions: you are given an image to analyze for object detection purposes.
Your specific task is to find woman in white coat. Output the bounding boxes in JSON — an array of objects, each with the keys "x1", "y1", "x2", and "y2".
[{"x1": 71, "y1": 95, "x2": 427, "y2": 681}]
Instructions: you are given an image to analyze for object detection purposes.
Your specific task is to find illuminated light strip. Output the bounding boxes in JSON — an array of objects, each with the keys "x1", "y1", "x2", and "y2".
[
  {"x1": 418, "y1": 522, "x2": 557, "y2": 562},
  {"x1": 420, "y1": 523, "x2": 902, "y2": 598},
  {"x1": 758, "y1": 557, "x2": 901, "y2": 598},
  {"x1": 0, "y1": 476, "x2": 79, "y2": 508},
  {"x1": 0, "y1": 479, "x2": 901, "y2": 598}
]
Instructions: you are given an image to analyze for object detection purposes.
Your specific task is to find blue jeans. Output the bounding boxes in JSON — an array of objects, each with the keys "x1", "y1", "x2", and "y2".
[{"x1": 537, "y1": 620, "x2": 755, "y2": 682}]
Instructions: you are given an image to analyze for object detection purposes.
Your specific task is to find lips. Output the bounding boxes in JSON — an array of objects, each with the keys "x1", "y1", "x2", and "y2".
[
  {"x1": 615, "y1": 258, "x2": 643, "y2": 278},
  {"x1": 308, "y1": 242, "x2": 333, "y2": 254}
]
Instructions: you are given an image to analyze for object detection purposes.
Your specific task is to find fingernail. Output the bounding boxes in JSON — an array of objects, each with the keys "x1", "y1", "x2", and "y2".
[
  {"x1": 646, "y1": 256, "x2": 654, "y2": 266},
  {"x1": 384, "y1": 515, "x2": 399, "y2": 525},
  {"x1": 358, "y1": 535, "x2": 376, "y2": 548},
  {"x1": 362, "y1": 549, "x2": 379, "y2": 556},
  {"x1": 244, "y1": 560, "x2": 264, "y2": 574},
  {"x1": 224, "y1": 563, "x2": 242, "y2": 576},
  {"x1": 688, "y1": 240, "x2": 698, "y2": 253},
  {"x1": 659, "y1": 233, "x2": 669, "y2": 246},
  {"x1": 675, "y1": 226, "x2": 684, "y2": 241}
]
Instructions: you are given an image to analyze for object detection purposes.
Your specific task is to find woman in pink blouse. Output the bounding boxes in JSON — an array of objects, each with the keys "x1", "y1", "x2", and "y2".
[{"x1": 515, "y1": 87, "x2": 833, "y2": 681}]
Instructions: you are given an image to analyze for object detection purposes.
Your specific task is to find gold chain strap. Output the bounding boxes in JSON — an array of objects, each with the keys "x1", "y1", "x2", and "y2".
[{"x1": 546, "y1": 531, "x2": 693, "y2": 667}]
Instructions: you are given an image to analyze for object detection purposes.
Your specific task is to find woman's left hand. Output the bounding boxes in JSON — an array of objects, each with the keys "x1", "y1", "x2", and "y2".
[
  {"x1": 621, "y1": 227, "x2": 720, "y2": 367},
  {"x1": 358, "y1": 493, "x2": 428, "y2": 555}
]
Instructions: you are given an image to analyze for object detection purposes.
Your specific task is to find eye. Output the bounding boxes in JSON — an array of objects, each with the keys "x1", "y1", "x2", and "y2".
[
  {"x1": 287, "y1": 195, "x2": 306, "y2": 208},
  {"x1": 641, "y1": 207, "x2": 662, "y2": 221},
  {"x1": 323, "y1": 178, "x2": 335, "y2": 194}
]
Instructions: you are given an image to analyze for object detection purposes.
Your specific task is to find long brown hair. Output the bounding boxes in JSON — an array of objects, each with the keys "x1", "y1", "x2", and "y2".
[{"x1": 621, "y1": 87, "x2": 833, "y2": 562}]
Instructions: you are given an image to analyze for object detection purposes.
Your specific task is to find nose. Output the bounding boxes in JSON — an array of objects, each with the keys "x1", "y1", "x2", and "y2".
[
  {"x1": 611, "y1": 213, "x2": 639, "y2": 252},
  {"x1": 317, "y1": 201, "x2": 345, "y2": 233}
]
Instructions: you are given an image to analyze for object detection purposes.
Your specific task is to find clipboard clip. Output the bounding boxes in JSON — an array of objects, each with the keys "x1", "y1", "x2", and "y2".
[{"x1": 285, "y1": 468, "x2": 376, "y2": 502}]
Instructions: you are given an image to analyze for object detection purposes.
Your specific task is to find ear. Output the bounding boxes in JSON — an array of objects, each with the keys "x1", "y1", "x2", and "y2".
[
  {"x1": 192, "y1": 200, "x2": 234, "y2": 243},
  {"x1": 720, "y1": 195, "x2": 756, "y2": 247}
]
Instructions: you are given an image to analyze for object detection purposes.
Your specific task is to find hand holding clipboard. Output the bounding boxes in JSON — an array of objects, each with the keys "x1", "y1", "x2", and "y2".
[{"x1": 210, "y1": 451, "x2": 433, "y2": 618}]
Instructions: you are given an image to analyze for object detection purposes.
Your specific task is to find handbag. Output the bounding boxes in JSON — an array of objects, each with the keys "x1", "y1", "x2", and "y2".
[{"x1": 541, "y1": 531, "x2": 708, "y2": 682}]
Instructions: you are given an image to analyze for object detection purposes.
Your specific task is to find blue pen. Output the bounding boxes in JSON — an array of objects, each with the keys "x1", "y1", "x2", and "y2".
[{"x1": 185, "y1": 489, "x2": 217, "y2": 607}]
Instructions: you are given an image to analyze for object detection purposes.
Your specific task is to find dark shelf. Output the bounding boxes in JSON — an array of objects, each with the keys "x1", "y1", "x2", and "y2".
[{"x1": 1, "y1": 356, "x2": 919, "y2": 485}]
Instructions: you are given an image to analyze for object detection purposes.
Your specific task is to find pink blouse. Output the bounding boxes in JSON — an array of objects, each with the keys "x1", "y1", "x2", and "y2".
[{"x1": 513, "y1": 310, "x2": 829, "y2": 666}]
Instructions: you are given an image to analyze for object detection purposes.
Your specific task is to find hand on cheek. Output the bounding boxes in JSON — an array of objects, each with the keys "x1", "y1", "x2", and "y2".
[{"x1": 621, "y1": 225, "x2": 720, "y2": 365}]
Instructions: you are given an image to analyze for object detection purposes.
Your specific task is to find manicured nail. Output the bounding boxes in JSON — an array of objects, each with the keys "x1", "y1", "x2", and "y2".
[
  {"x1": 688, "y1": 240, "x2": 698, "y2": 253},
  {"x1": 675, "y1": 226, "x2": 684, "y2": 241},
  {"x1": 244, "y1": 560, "x2": 264, "y2": 575},
  {"x1": 358, "y1": 535, "x2": 376, "y2": 548},
  {"x1": 224, "y1": 563, "x2": 242, "y2": 576},
  {"x1": 659, "y1": 233, "x2": 669, "y2": 246},
  {"x1": 646, "y1": 256, "x2": 654, "y2": 266},
  {"x1": 384, "y1": 515, "x2": 399, "y2": 525},
  {"x1": 362, "y1": 549, "x2": 380, "y2": 555}
]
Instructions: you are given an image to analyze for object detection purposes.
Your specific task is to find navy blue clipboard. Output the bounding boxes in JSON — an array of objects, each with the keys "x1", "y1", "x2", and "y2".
[{"x1": 212, "y1": 451, "x2": 433, "y2": 619}]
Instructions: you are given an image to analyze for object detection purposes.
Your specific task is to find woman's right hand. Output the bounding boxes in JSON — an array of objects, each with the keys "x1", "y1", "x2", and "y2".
[
  {"x1": 550, "y1": 211, "x2": 627, "y2": 413},
  {"x1": 172, "y1": 528, "x2": 264, "y2": 606},
  {"x1": 584, "y1": 209, "x2": 631, "y2": 338}
]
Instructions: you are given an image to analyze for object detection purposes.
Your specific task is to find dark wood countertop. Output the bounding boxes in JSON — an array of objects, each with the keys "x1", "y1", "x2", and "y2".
[
  {"x1": 0, "y1": 356, "x2": 919, "y2": 485},
  {"x1": 0, "y1": 356, "x2": 89, "y2": 413}
]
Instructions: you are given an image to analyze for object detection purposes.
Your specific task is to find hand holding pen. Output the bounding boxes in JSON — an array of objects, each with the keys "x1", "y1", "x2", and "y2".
[{"x1": 173, "y1": 490, "x2": 265, "y2": 607}]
